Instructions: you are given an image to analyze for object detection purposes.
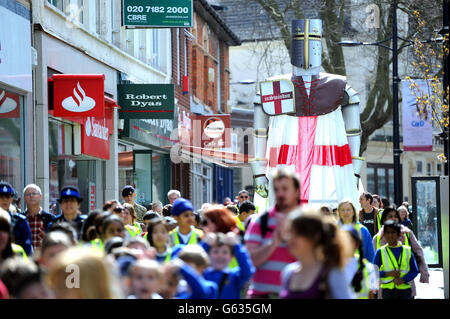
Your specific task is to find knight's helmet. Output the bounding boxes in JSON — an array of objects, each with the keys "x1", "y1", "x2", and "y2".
[{"x1": 291, "y1": 19, "x2": 322, "y2": 69}]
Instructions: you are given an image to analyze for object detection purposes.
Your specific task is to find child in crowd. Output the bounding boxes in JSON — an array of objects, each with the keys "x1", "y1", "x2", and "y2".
[
  {"x1": 146, "y1": 218, "x2": 182, "y2": 263},
  {"x1": 38, "y1": 231, "x2": 72, "y2": 269},
  {"x1": 127, "y1": 259, "x2": 164, "y2": 299},
  {"x1": 169, "y1": 198, "x2": 203, "y2": 246},
  {"x1": 202, "y1": 232, "x2": 255, "y2": 299},
  {"x1": 46, "y1": 247, "x2": 122, "y2": 298},
  {"x1": 341, "y1": 225, "x2": 379, "y2": 299},
  {"x1": 373, "y1": 221, "x2": 419, "y2": 299},
  {"x1": 0, "y1": 257, "x2": 53, "y2": 299},
  {"x1": 102, "y1": 215, "x2": 126, "y2": 243},
  {"x1": 281, "y1": 208, "x2": 354, "y2": 299},
  {"x1": 162, "y1": 245, "x2": 218, "y2": 299}
]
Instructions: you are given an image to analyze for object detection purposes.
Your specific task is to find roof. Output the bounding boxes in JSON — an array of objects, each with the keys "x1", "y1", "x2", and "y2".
[
  {"x1": 195, "y1": 0, "x2": 241, "y2": 46},
  {"x1": 215, "y1": 0, "x2": 319, "y2": 42}
]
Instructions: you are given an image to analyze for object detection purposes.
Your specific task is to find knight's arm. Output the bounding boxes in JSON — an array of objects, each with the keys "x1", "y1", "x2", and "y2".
[
  {"x1": 342, "y1": 84, "x2": 365, "y2": 182},
  {"x1": 251, "y1": 94, "x2": 269, "y2": 192}
]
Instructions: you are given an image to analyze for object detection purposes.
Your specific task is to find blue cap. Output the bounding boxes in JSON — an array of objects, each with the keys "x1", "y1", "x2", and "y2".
[
  {"x1": 0, "y1": 182, "x2": 15, "y2": 196},
  {"x1": 122, "y1": 185, "x2": 135, "y2": 197},
  {"x1": 58, "y1": 186, "x2": 82, "y2": 202},
  {"x1": 171, "y1": 198, "x2": 194, "y2": 217}
]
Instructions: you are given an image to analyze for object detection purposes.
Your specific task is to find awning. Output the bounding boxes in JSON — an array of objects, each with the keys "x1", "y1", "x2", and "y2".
[{"x1": 178, "y1": 144, "x2": 254, "y2": 168}]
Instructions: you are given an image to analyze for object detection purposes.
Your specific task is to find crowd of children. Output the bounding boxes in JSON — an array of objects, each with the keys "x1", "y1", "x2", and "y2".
[{"x1": 0, "y1": 170, "x2": 430, "y2": 299}]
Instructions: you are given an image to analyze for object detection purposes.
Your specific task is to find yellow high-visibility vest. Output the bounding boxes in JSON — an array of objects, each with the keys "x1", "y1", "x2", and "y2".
[
  {"x1": 170, "y1": 228, "x2": 203, "y2": 246},
  {"x1": 354, "y1": 258, "x2": 371, "y2": 299},
  {"x1": 125, "y1": 224, "x2": 140, "y2": 238},
  {"x1": 379, "y1": 244, "x2": 412, "y2": 290},
  {"x1": 12, "y1": 244, "x2": 27, "y2": 260},
  {"x1": 90, "y1": 238, "x2": 104, "y2": 251},
  {"x1": 235, "y1": 216, "x2": 245, "y2": 232}
]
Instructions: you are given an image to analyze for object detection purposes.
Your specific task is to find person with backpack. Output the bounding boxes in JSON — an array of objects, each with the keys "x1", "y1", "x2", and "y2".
[{"x1": 244, "y1": 168, "x2": 299, "y2": 298}]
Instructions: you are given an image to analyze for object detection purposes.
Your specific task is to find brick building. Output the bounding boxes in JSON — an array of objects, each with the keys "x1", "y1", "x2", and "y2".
[{"x1": 171, "y1": 0, "x2": 241, "y2": 208}]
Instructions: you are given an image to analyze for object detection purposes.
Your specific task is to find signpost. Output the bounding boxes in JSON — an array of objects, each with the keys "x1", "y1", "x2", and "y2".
[
  {"x1": 123, "y1": 0, "x2": 193, "y2": 28},
  {"x1": 118, "y1": 84, "x2": 175, "y2": 119}
]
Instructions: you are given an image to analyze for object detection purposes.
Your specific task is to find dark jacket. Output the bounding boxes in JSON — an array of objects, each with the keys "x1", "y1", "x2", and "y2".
[
  {"x1": 9, "y1": 211, "x2": 33, "y2": 256},
  {"x1": 49, "y1": 213, "x2": 87, "y2": 240}
]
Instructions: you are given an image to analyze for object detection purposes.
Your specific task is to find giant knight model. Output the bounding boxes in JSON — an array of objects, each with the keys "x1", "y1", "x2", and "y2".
[{"x1": 252, "y1": 19, "x2": 364, "y2": 209}]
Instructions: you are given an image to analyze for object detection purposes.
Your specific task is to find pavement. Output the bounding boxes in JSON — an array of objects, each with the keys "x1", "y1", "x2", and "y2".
[{"x1": 415, "y1": 268, "x2": 447, "y2": 299}]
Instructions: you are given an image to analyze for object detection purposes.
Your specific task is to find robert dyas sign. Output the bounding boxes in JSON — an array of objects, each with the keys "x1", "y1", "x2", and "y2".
[{"x1": 118, "y1": 84, "x2": 175, "y2": 119}]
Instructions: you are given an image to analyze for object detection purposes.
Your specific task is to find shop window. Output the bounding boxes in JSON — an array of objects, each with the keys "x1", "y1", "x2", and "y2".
[
  {"x1": 0, "y1": 88, "x2": 23, "y2": 198},
  {"x1": 366, "y1": 163, "x2": 395, "y2": 203},
  {"x1": 191, "y1": 162, "x2": 212, "y2": 210}
]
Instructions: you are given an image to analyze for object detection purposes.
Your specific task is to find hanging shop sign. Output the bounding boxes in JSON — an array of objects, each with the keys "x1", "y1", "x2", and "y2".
[
  {"x1": 0, "y1": 89, "x2": 20, "y2": 119},
  {"x1": 123, "y1": 0, "x2": 193, "y2": 28},
  {"x1": 52, "y1": 74, "x2": 105, "y2": 118},
  {"x1": 117, "y1": 84, "x2": 175, "y2": 119},
  {"x1": 197, "y1": 114, "x2": 231, "y2": 149},
  {"x1": 402, "y1": 80, "x2": 433, "y2": 151}
]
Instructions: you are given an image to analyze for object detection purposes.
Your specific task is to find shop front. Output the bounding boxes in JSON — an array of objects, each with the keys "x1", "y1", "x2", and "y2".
[
  {"x1": 118, "y1": 118, "x2": 174, "y2": 207},
  {"x1": 34, "y1": 32, "x2": 119, "y2": 212},
  {"x1": 0, "y1": 2, "x2": 33, "y2": 205}
]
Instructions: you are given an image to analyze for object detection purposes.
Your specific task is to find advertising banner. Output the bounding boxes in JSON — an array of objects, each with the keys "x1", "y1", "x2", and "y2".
[
  {"x1": 123, "y1": 0, "x2": 193, "y2": 28},
  {"x1": 402, "y1": 80, "x2": 433, "y2": 152}
]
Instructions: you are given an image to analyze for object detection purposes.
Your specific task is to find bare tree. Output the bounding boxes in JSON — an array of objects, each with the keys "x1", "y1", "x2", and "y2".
[{"x1": 248, "y1": 0, "x2": 443, "y2": 155}]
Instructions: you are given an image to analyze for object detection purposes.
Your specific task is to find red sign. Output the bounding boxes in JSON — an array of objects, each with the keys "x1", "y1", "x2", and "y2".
[
  {"x1": 53, "y1": 74, "x2": 105, "y2": 117},
  {"x1": 197, "y1": 114, "x2": 231, "y2": 149},
  {"x1": 89, "y1": 183, "x2": 96, "y2": 211},
  {"x1": 0, "y1": 89, "x2": 20, "y2": 118},
  {"x1": 82, "y1": 116, "x2": 110, "y2": 160}
]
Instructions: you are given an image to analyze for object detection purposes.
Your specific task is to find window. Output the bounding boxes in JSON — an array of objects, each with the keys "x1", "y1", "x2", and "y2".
[
  {"x1": 366, "y1": 163, "x2": 395, "y2": 203},
  {"x1": 417, "y1": 161, "x2": 423, "y2": 173},
  {"x1": 427, "y1": 163, "x2": 432, "y2": 176},
  {"x1": 47, "y1": 0, "x2": 84, "y2": 24},
  {"x1": 95, "y1": 0, "x2": 101, "y2": 35},
  {"x1": 437, "y1": 163, "x2": 442, "y2": 175},
  {"x1": 191, "y1": 162, "x2": 212, "y2": 210},
  {"x1": 152, "y1": 29, "x2": 160, "y2": 68},
  {"x1": 202, "y1": 24, "x2": 209, "y2": 52}
]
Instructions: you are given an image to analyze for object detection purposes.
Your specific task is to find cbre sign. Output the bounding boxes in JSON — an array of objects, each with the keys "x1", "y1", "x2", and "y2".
[
  {"x1": 118, "y1": 84, "x2": 175, "y2": 119},
  {"x1": 123, "y1": 0, "x2": 193, "y2": 28}
]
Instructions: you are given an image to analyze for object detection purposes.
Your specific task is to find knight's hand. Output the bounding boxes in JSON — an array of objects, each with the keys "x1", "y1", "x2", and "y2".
[{"x1": 254, "y1": 175, "x2": 269, "y2": 198}]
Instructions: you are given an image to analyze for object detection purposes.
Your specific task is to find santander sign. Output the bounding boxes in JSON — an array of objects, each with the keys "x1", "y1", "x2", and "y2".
[
  {"x1": 62, "y1": 82, "x2": 96, "y2": 112},
  {"x1": 0, "y1": 90, "x2": 18, "y2": 113},
  {"x1": 52, "y1": 74, "x2": 105, "y2": 117},
  {"x1": 85, "y1": 117, "x2": 108, "y2": 140}
]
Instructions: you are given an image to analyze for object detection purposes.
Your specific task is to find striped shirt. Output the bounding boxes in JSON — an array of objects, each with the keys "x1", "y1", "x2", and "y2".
[{"x1": 244, "y1": 207, "x2": 296, "y2": 297}]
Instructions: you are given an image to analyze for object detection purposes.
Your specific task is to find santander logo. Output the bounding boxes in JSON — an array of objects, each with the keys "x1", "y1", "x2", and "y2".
[
  {"x1": 62, "y1": 82, "x2": 96, "y2": 112},
  {"x1": 0, "y1": 90, "x2": 18, "y2": 114},
  {"x1": 85, "y1": 117, "x2": 108, "y2": 140}
]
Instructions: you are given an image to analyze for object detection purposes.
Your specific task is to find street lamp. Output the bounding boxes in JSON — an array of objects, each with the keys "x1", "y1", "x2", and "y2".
[
  {"x1": 339, "y1": 0, "x2": 405, "y2": 205},
  {"x1": 338, "y1": 0, "x2": 443, "y2": 205}
]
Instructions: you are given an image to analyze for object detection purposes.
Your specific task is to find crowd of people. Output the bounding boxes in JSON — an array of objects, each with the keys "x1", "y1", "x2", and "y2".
[{"x1": 0, "y1": 168, "x2": 430, "y2": 299}]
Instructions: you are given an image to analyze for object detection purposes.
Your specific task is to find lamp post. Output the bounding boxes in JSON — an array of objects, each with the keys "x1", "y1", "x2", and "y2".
[
  {"x1": 339, "y1": 0, "x2": 403, "y2": 205},
  {"x1": 339, "y1": 0, "x2": 446, "y2": 204}
]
